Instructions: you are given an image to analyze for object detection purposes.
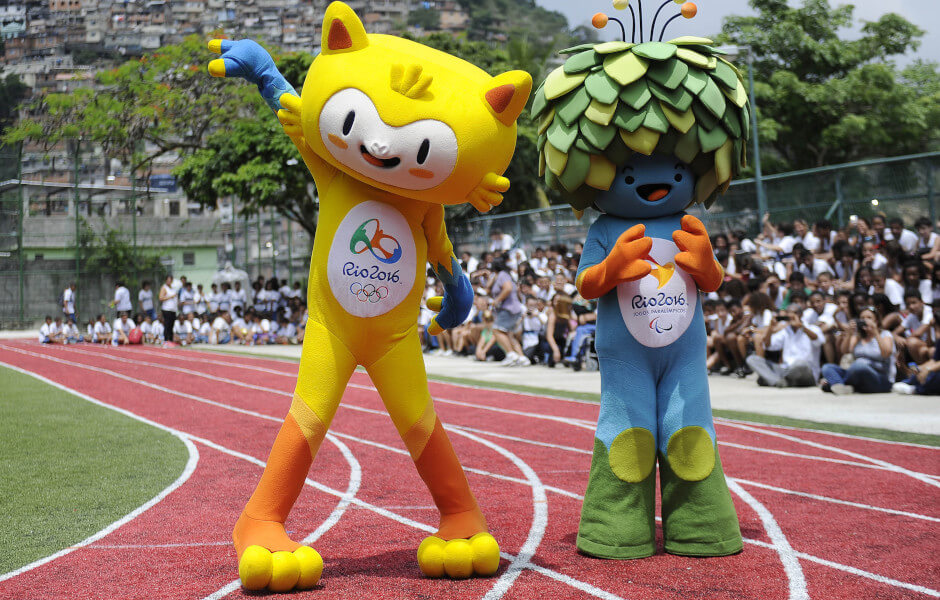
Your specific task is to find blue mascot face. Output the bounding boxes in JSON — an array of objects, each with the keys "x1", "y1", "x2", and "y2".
[{"x1": 594, "y1": 153, "x2": 696, "y2": 219}]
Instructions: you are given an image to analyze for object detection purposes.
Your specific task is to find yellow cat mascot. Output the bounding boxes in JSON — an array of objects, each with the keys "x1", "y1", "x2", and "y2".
[{"x1": 206, "y1": 1, "x2": 531, "y2": 591}]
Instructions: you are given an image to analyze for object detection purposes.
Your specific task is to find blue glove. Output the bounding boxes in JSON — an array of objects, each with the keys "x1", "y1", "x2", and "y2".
[
  {"x1": 207, "y1": 39, "x2": 297, "y2": 113},
  {"x1": 427, "y1": 256, "x2": 473, "y2": 336}
]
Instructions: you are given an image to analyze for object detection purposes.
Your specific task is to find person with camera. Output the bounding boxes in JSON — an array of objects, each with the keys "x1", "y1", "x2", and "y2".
[
  {"x1": 745, "y1": 306, "x2": 823, "y2": 387},
  {"x1": 819, "y1": 308, "x2": 896, "y2": 394}
]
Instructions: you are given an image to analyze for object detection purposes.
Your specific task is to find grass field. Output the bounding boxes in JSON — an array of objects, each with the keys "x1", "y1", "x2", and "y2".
[{"x1": 0, "y1": 365, "x2": 188, "y2": 573}]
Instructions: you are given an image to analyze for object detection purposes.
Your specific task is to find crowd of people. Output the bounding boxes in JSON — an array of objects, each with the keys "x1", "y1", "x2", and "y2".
[
  {"x1": 43, "y1": 275, "x2": 309, "y2": 347},
  {"x1": 422, "y1": 214, "x2": 940, "y2": 396},
  {"x1": 39, "y1": 213, "x2": 940, "y2": 396}
]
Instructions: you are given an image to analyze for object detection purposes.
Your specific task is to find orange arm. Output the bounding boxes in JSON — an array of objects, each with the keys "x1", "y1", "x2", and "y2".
[{"x1": 576, "y1": 224, "x2": 652, "y2": 300}]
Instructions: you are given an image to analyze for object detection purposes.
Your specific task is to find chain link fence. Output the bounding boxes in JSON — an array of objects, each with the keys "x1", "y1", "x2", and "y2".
[
  {"x1": 0, "y1": 143, "x2": 312, "y2": 329},
  {"x1": 449, "y1": 152, "x2": 940, "y2": 255}
]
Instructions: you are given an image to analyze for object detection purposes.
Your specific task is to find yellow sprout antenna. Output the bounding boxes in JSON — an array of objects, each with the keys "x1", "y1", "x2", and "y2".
[{"x1": 390, "y1": 63, "x2": 433, "y2": 99}]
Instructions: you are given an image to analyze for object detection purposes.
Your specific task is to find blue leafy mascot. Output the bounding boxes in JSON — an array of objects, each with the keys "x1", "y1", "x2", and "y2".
[{"x1": 531, "y1": 4, "x2": 750, "y2": 559}]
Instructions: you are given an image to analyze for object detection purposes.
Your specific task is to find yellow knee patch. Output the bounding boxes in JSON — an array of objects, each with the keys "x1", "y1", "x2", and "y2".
[
  {"x1": 666, "y1": 426, "x2": 715, "y2": 481},
  {"x1": 608, "y1": 428, "x2": 656, "y2": 482}
]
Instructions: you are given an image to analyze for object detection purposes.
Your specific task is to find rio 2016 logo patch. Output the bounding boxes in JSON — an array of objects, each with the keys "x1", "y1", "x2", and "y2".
[
  {"x1": 617, "y1": 237, "x2": 696, "y2": 347},
  {"x1": 328, "y1": 201, "x2": 416, "y2": 317}
]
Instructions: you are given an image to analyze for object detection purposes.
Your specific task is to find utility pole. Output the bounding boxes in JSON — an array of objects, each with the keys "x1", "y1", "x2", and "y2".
[
  {"x1": 747, "y1": 49, "x2": 766, "y2": 220},
  {"x1": 17, "y1": 143, "x2": 25, "y2": 322},
  {"x1": 270, "y1": 207, "x2": 277, "y2": 277},
  {"x1": 73, "y1": 138, "x2": 81, "y2": 318}
]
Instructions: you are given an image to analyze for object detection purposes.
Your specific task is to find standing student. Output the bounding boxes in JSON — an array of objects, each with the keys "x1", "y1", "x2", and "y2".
[
  {"x1": 138, "y1": 281, "x2": 157, "y2": 320},
  {"x1": 179, "y1": 281, "x2": 196, "y2": 318},
  {"x1": 195, "y1": 284, "x2": 208, "y2": 316},
  {"x1": 62, "y1": 283, "x2": 77, "y2": 323},
  {"x1": 159, "y1": 275, "x2": 178, "y2": 340},
  {"x1": 111, "y1": 281, "x2": 132, "y2": 315}
]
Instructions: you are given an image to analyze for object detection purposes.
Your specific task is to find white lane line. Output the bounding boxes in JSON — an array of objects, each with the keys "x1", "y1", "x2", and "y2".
[
  {"x1": 715, "y1": 417, "x2": 940, "y2": 451},
  {"x1": 732, "y1": 478, "x2": 940, "y2": 523},
  {"x1": 11, "y1": 345, "x2": 938, "y2": 521},
  {"x1": 446, "y1": 427, "x2": 548, "y2": 600},
  {"x1": 46, "y1": 344, "x2": 913, "y2": 478},
  {"x1": 7, "y1": 347, "x2": 940, "y2": 518},
  {"x1": 721, "y1": 422, "x2": 940, "y2": 489},
  {"x1": 0, "y1": 363, "x2": 200, "y2": 584},
  {"x1": 87, "y1": 542, "x2": 231, "y2": 549},
  {"x1": 744, "y1": 538, "x2": 940, "y2": 598},
  {"x1": 726, "y1": 479, "x2": 808, "y2": 600},
  {"x1": 6, "y1": 347, "x2": 936, "y2": 598},
  {"x1": 190, "y1": 432, "x2": 625, "y2": 600},
  {"x1": 200, "y1": 434, "x2": 362, "y2": 600}
]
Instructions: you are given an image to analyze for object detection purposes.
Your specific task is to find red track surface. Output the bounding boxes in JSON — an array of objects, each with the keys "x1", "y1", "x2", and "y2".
[{"x1": 0, "y1": 339, "x2": 937, "y2": 600}]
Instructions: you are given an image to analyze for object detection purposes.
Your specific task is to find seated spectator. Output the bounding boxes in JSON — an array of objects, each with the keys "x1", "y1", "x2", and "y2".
[
  {"x1": 520, "y1": 296, "x2": 548, "y2": 365},
  {"x1": 150, "y1": 315, "x2": 165, "y2": 344},
  {"x1": 887, "y1": 217, "x2": 919, "y2": 254},
  {"x1": 139, "y1": 315, "x2": 153, "y2": 343},
  {"x1": 893, "y1": 289, "x2": 934, "y2": 366},
  {"x1": 173, "y1": 314, "x2": 194, "y2": 346},
  {"x1": 732, "y1": 292, "x2": 775, "y2": 377},
  {"x1": 93, "y1": 314, "x2": 112, "y2": 344},
  {"x1": 212, "y1": 312, "x2": 232, "y2": 344},
  {"x1": 820, "y1": 307, "x2": 896, "y2": 394},
  {"x1": 112, "y1": 312, "x2": 133, "y2": 346},
  {"x1": 38, "y1": 316, "x2": 59, "y2": 344},
  {"x1": 275, "y1": 316, "x2": 299, "y2": 345},
  {"x1": 474, "y1": 311, "x2": 505, "y2": 362},
  {"x1": 192, "y1": 313, "x2": 210, "y2": 344},
  {"x1": 745, "y1": 306, "x2": 823, "y2": 387},
  {"x1": 894, "y1": 319, "x2": 940, "y2": 395},
  {"x1": 84, "y1": 318, "x2": 96, "y2": 343}
]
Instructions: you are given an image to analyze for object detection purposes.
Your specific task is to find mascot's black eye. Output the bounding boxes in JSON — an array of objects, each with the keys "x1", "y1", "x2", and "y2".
[
  {"x1": 417, "y1": 139, "x2": 430, "y2": 165},
  {"x1": 625, "y1": 176, "x2": 635, "y2": 185},
  {"x1": 342, "y1": 111, "x2": 355, "y2": 136},
  {"x1": 674, "y1": 174, "x2": 683, "y2": 182}
]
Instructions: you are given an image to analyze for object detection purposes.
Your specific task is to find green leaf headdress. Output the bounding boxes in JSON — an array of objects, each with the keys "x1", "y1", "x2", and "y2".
[{"x1": 532, "y1": 1, "x2": 750, "y2": 211}]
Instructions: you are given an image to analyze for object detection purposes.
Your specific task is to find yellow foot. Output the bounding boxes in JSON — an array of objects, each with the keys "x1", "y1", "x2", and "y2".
[
  {"x1": 238, "y1": 545, "x2": 323, "y2": 592},
  {"x1": 417, "y1": 533, "x2": 500, "y2": 579}
]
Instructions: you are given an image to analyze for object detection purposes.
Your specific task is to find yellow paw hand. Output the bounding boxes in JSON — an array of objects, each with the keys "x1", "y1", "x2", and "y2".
[
  {"x1": 417, "y1": 533, "x2": 501, "y2": 579},
  {"x1": 276, "y1": 93, "x2": 303, "y2": 137},
  {"x1": 238, "y1": 545, "x2": 323, "y2": 592},
  {"x1": 468, "y1": 173, "x2": 511, "y2": 213}
]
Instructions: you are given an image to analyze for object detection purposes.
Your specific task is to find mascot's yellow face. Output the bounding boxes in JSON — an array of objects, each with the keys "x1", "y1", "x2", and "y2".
[{"x1": 301, "y1": 2, "x2": 532, "y2": 205}]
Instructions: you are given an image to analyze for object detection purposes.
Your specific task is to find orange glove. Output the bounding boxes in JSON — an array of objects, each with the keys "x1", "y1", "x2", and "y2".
[
  {"x1": 577, "y1": 224, "x2": 652, "y2": 299},
  {"x1": 672, "y1": 215, "x2": 723, "y2": 293}
]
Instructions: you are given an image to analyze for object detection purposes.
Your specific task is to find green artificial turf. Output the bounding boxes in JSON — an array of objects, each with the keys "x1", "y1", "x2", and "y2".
[
  {"x1": 0, "y1": 366, "x2": 189, "y2": 574},
  {"x1": 194, "y1": 347, "x2": 939, "y2": 447}
]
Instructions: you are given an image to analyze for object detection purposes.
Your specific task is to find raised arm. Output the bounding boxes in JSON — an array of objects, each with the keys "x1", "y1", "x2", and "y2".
[
  {"x1": 422, "y1": 204, "x2": 473, "y2": 336},
  {"x1": 207, "y1": 39, "x2": 335, "y2": 184}
]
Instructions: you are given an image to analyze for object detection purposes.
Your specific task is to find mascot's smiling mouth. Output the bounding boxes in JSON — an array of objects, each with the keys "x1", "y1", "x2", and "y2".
[
  {"x1": 360, "y1": 146, "x2": 401, "y2": 168},
  {"x1": 637, "y1": 184, "x2": 672, "y2": 202}
]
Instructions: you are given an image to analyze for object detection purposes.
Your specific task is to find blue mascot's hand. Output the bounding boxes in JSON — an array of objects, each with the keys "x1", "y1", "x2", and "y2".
[
  {"x1": 427, "y1": 258, "x2": 473, "y2": 336},
  {"x1": 207, "y1": 39, "x2": 298, "y2": 113}
]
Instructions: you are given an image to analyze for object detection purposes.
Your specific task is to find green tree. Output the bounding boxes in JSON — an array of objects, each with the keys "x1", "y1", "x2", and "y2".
[
  {"x1": 719, "y1": 0, "x2": 939, "y2": 172},
  {"x1": 408, "y1": 7, "x2": 441, "y2": 31},
  {"x1": 0, "y1": 70, "x2": 28, "y2": 133}
]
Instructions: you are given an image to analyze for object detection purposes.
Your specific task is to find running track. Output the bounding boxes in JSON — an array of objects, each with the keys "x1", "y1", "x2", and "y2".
[{"x1": 0, "y1": 339, "x2": 937, "y2": 600}]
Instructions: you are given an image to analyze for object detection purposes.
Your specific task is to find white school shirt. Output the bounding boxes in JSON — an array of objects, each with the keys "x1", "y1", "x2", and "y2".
[
  {"x1": 93, "y1": 321, "x2": 112, "y2": 342},
  {"x1": 901, "y1": 306, "x2": 934, "y2": 340},
  {"x1": 173, "y1": 319, "x2": 192, "y2": 337},
  {"x1": 140, "y1": 322, "x2": 152, "y2": 336},
  {"x1": 160, "y1": 285, "x2": 178, "y2": 312},
  {"x1": 218, "y1": 290, "x2": 232, "y2": 312},
  {"x1": 232, "y1": 288, "x2": 247, "y2": 311},
  {"x1": 796, "y1": 232, "x2": 820, "y2": 253},
  {"x1": 65, "y1": 322, "x2": 80, "y2": 339},
  {"x1": 113, "y1": 318, "x2": 133, "y2": 337},
  {"x1": 767, "y1": 324, "x2": 824, "y2": 380},
  {"x1": 151, "y1": 321, "x2": 165, "y2": 341},
  {"x1": 917, "y1": 232, "x2": 938, "y2": 251},
  {"x1": 208, "y1": 291, "x2": 220, "y2": 313},
  {"x1": 212, "y1": 317, "x2": 231, "y2": 335},
  {"x1": 179, "y1": 288, "x2": 195, "y2": 315},
  {"x1": 62, "y1": 288, "x2": 75, "y2": 314},
  {"x1": 885, "y1": 229, "x2": 919, "y2": 253},
  {"x1": 113, "y1": 286, "x2": 132, "y2": 312},
  {"x1": 39, "y1": 322, "x2": 54, "y2": 341},
  {"x1": 138, "y1": 288, "x2": 154, "y2": 312},
  {"x1": 195, "y1": 291, "x2": 207, "y2": 314}
]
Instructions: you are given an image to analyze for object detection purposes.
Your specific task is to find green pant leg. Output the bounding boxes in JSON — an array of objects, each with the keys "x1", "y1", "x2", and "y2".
[
  {"x1": 577, "y1": 437, "x2": 656, "y2": 559},
  {"x1": 659, "y1": 448, "x2": 743, "y2": 557}
]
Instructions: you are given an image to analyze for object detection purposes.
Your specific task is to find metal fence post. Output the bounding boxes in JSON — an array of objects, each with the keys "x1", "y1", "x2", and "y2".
[
  {"x1": 747, "y1": 50, "x2": 767, "y2": 219},
  {"x1": 73, "y1": 139, "x2": 81, "y2": 318},
  {"x1": 927, "y1": 162, "x2": 936, "y2": 225},
  {"x1": 270, "y1": 207, "x2": 277, "y2": 277},
  {"x1": 17, "y1": 143, "x2": 25, "y2": 322},
  {"x1": 287, "y1": 220, "x2": 293, "y2": 286},
  {"x1": 257, "y1": 212, "x2": 263, "y2": 277},
  {"x1": 835, "y1": 171, "x2": 845, "y2": 228}
]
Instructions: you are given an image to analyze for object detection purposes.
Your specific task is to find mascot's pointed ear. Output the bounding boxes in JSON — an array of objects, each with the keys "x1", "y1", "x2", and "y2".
[
  {"x1": 483, "y1": 70, "x2": 533, "y2": 127},
  {"x1": 322, "y1": 1, "x2": 369, "y2": 55}
]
